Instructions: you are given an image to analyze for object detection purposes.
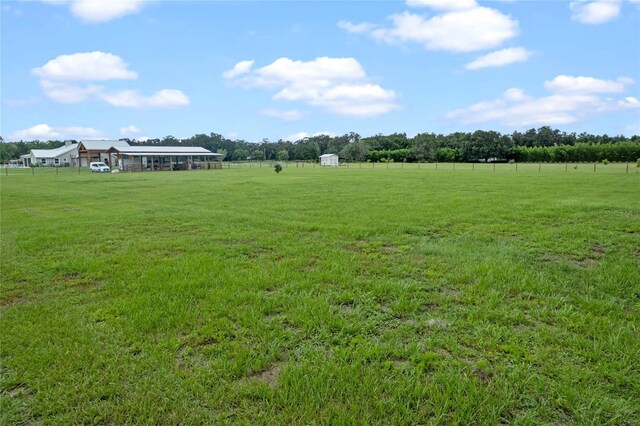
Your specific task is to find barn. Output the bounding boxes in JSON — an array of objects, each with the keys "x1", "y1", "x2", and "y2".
[
  {"x1": 319, "y1": 153, "x2": 339, "y2": 167},
  {"x1": 77, "y1": 140, "x2": 130, "y2": 168},
  {"x1": 107, "y1": 146, "x2": 223, "y2": 171}
]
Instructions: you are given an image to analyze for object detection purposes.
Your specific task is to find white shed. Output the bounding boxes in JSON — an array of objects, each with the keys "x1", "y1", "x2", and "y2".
[{"x1": 320, "y1": 153, "x2": 339, "y2": 167}]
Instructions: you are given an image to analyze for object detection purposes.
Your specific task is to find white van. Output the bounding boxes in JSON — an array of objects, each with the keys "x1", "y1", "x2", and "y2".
[{"x1": 90, "y1": 162, "x2": 110, "y2": 173}]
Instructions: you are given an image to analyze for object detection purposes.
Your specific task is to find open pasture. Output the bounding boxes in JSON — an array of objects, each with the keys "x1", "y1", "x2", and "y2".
[{"x1": 1, "y1": 166, "x2": 639, "y2": 424}]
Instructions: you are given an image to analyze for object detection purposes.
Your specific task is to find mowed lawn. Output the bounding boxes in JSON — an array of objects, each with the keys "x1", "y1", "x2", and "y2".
[{"x1": 1, "y1": 165, "x2": 639, "y2": 424}]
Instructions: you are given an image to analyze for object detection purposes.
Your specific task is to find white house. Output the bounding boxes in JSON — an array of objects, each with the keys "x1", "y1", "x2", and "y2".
[
  {"x1": 21, "y1": 141, "x2": 79, "y2": 167},
  {"x1": 320, "y1": 153, "x2": 339, "y2": 167}
]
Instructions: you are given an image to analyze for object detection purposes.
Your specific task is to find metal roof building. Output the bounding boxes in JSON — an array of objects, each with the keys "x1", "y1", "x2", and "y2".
[
  {"x1": 107, "y1": 146, "x2": 223, "y2": 172},
  {"x1": 78, "y1": 139, "x2": 130, "y2": 167},
  {"x1": 319, "y1": 153, "x2": 339, "y2": 167},
  {"x1": 21, "y1": 142, "x2": 79, "y2": 167}
]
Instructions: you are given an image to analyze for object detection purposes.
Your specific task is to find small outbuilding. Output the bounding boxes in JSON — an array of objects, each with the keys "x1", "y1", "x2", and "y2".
[{"x1": 320, "y1": 153, "x2": 339, "y2": 167}]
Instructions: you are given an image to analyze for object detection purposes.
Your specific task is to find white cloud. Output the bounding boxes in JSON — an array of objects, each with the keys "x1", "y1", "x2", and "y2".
[
  {"x1": 222, "y1": 60, "x2": 255, "y2": 79},
  {"x1": 120, "y1": 125, "x2": 141, "y2": 136},
  {"x1": 251, "y1": 57, "x2": 367, "y2": 88},
  {"x1": 100, "y1": 89, "x2": 189, "y2": 108},
  {"x1": 503, "y1": 87, "x2": 530, "y2": 101},
  {"x1": 343, "y1": 5, "x2": 519, "y2": 53},
  {"x1": 3, "y1": 97, "x2": 40, "y2": 107},
  {"x1": 283, "y1": 131, "x2": 335, "y2": 142},
  {"x1": 227, "y1": 57, "x2": 400, "y2": 117},
  {"x1": 618, "y1": 96, "x2": 640, "y2": 108},
  {"x1": 40, "y1": 0, "x2": 146, "y2": 23},
  {"x1": 447, "y1": 75, "x2": 639, "y2": 127},
  {"x1": 544, "y1": 75, "x2": 632, "y2": 93},
  {"x1": 260, "y1": 109, "x2": 306, "y2": 121},
  {"x1": 406, "y1": 0, "x2": 478, "y2": 11},
  {"x1": 39, "y1": 80, "x2": 103, "y2": 103},
  {"x1": 10, "y1": 123, "x2": 103, "y2": 140},
  {"x1": 32, "y1": 51, "x2": 137, "y2": 81},
  {"x1": 33, "y1": 51, "x2": 189, "y2": 108},
  {"x1": 11, "y1": 124, "x2": 61, "y2": 140},
  {"x1": 465, "y1": 47, "x2": 531, "y2": 70},
  {"x1": 337, "y1": 20, "x2": 377, "y2": 33},
  {"x1": 570, "y1": 0, "x2": 622, "y2": 24}
]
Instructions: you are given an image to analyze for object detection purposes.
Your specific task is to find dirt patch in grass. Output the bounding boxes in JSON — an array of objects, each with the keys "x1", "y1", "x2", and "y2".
[
  {"x1": 343, "y1": 240, "x2": 407, "y2": 257},
  {"x1": 2, "y1": 383, "x2": 33, "y2": 400},
  {"x1": 175, "y1": 337, "x2": 216, "y2": 369},
  {"x1": 264, "y1": 311, "x2": 284, "y2": 320},
  {"x1": 387, "y1": 316, "x2": 418, "y2": 328},
  {"x1": 439, "y1": 287, "x2": 462, "y2": 299},
  {"x1": 249, "y1": 362, "x2": 283, "y2": 388},
  {"x1": 425, "y1": 318, "x2": 449, "y2": 328},
  {"x1": 333, "y1": 300, "x2": 356, "y2": 313},
  {"x1": 223, "y1": 240, "x2": 273, "y2": 259},
  {"x1": 52, "y1": 272, "x2": 104, "y2": 291},
  {"x1": 302, "y1": 256, "x2": 321, "y2": 272},
  {"x1": 0, "y1": 292, "x2": 28, "y2": 306},
  {"x1": 572, "y1": 257, "x2": 598, "y2": 267},
  {"x1": 473, "y1": 368, "x2": 492, "y2": 382},
  {"x1": 542, "y1": 252, "x2": 600, "y2": 268}
]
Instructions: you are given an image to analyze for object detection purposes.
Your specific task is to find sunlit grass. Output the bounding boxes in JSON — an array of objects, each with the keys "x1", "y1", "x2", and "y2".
[{"x1": 1, "y1": 165, "x2": 638, "y2": 424}]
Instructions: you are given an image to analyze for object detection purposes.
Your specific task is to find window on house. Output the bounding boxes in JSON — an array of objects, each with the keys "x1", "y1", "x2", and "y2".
[
  {"x1": 40, "y1": 158, "x2": 47, "y2": 165},
  {"x1": 54, "y1": 158, "x2": 60, "y2": 165},
  {"x1": 63, "y1": 158, "x2": 68, "y2": 162}
]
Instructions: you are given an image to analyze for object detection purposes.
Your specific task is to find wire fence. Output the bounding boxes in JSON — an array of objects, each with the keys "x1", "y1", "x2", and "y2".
[{"x1": 1, "y1": 161, "x2": 638, "y2": 176}]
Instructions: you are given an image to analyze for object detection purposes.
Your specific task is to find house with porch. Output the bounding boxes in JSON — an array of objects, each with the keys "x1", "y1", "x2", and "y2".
[{"x1": 20, "y1": 141, "x2": 79, "y2": 167}]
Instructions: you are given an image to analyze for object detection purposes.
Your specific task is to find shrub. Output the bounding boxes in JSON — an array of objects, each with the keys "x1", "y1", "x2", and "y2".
[
  {"x1": 602, "y1": 159, "x2": 609, "y2": 165},
  {"x1": 274, "y1": 163, "x2": 282, "y2": 173}
]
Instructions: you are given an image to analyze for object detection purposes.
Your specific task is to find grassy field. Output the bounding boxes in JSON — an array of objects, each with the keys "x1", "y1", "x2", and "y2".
[{"x1": 1, "y1": 165, "x2": 639, "y2": 424}]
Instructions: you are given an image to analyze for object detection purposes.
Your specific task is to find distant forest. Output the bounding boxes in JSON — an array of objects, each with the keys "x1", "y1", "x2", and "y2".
[{"x1": 2, "y1": 127, "x2": 640, "y2": 163}]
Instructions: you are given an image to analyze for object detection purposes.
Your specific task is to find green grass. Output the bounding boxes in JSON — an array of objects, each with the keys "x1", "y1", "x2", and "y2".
[{"x1": 1, "y1": 165, "x2": 639, "y2": 424}]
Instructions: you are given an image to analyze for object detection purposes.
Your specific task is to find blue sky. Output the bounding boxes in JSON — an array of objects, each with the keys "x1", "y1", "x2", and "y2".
[{"x1": 2, "y1": 0, "x2": 639, "y2": 142}]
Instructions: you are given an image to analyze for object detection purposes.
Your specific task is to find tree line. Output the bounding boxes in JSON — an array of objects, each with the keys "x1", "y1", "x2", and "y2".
[{"x1": 2, "y1": 127, "x2": 639, "y2": 163}]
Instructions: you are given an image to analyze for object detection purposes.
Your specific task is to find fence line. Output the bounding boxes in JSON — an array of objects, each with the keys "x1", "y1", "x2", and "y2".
[{"x1": 2, "y1": 161, "x2": 638, "y2": 176}]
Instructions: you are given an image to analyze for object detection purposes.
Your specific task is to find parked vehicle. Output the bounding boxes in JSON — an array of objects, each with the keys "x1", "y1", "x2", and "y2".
[{"x1": 90, "y1": 162, "x2": 110, "y2": 173}]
